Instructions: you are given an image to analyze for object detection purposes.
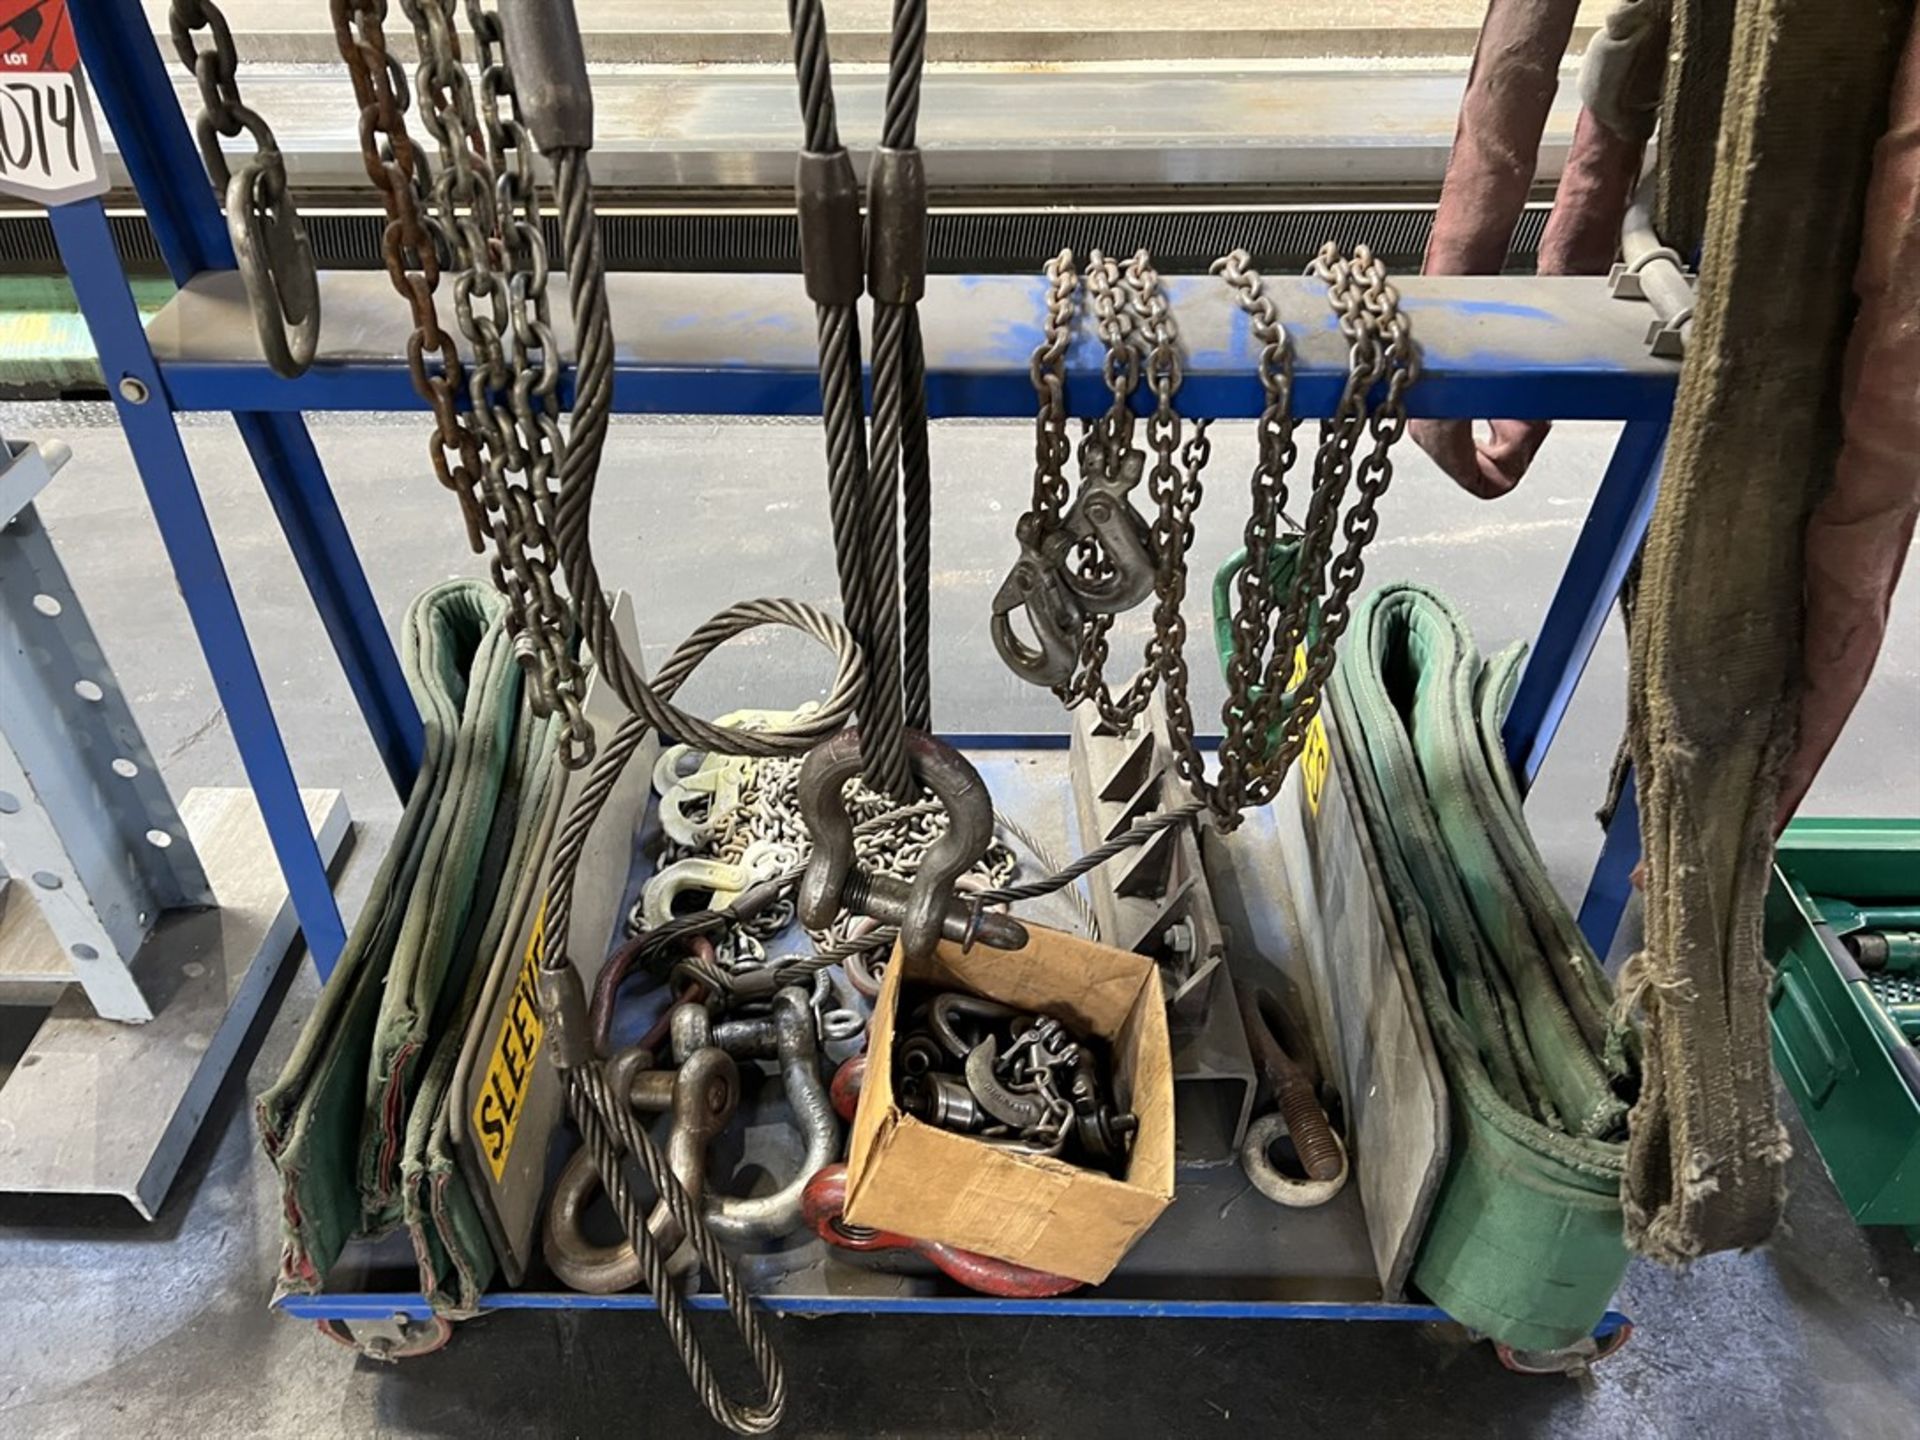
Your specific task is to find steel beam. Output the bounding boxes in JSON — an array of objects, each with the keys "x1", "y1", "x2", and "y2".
[
  {"x1": 0, "y1": 786, "x2": 350, "y2": 1216},
  {"x1": 132, "y1": 0, "x2": 1607, "y2": 65},
  {"x1": 147, "y1": 271, "x2": 1679, "y2": 421},
  {"x1": 108, "y1": 64, "x2": 1577, "y2": 200},
  {"x1": 1, "y1": 439, "x2": 213, "y2": 1021}
]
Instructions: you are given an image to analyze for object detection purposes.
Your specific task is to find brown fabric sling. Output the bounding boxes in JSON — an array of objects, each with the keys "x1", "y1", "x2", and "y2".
[{"x1": 1623, "y1": 0, "x2": 1916, "y2": 1262}]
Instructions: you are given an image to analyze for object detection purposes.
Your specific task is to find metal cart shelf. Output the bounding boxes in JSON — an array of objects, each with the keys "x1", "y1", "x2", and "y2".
[{"x1": 38, "y1": 0, "x2": 1670, "y2": 1350}]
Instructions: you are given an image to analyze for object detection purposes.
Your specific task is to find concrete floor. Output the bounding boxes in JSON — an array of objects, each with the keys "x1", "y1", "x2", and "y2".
[{"x1": 1, "y1": 403, "x2": 1917, "y2": 1437}]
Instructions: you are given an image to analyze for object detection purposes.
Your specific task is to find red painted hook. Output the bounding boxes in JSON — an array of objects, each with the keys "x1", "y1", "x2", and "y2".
[
  {"x1": 830, "y1": 1052, "x2": 867, "y2": 1122},
  {"x1": 801, "y1": 1164, "x2": 1081, "y2": 1299}
]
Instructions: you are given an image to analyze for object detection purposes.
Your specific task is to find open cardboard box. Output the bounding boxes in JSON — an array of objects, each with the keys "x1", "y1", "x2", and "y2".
[{"x1": 842, "y1": 925, "x2": 1176, "y2": 1286}]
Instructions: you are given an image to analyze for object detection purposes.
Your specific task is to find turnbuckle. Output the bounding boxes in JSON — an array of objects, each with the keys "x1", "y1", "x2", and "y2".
[{"x1": 796, "y1": 729, "x2": 1028, "y2": 961}]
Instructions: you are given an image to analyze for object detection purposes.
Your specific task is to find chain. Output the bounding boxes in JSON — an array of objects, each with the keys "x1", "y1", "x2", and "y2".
[
  {"x1": 1085, "y1": 248, "x2": 1140, "y2": 456},
  {"x1": 351, "y1": 0, "x2": 593, "y2": 759},
  {"x1": 1025, "y1": 250, "x2": 1078, "y2": 527},
  {"x1": 1211, "y1": 247, "x2": 1299, "y2": 807},
  {"x1": 1051, "y1": 251, "x2": 1157, "y2": 722},
  {"x1": 1125, "y1": 250, "x2": 1213, "y2": 798},
  {"x1": 329, "y1": 0, "x2": 489, "y2": 557},
  {"x1": 1019, "y1": 243, "x2": 1415, "y2": 833},
  {"x1": 1243, "y1": 243, "x2": 1416, "y2": 798},
  {"x1": 170, "y1": 0, "x2": 319, "y2": 377},
  {"x1": 650, "y1": 754, "x2": 1016, "y2": 955}
]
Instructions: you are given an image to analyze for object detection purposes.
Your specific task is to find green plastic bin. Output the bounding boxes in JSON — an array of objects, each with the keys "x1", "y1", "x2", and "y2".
[{"x1": 1766, "y1": 819, "x2": 1920, "y2": 1236}]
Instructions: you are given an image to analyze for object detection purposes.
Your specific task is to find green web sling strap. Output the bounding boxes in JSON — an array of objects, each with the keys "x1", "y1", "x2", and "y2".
[
  {"x1": 1326, "y1": 583, "x2": 1639, "y2": 1351},
  {"x1": 257, "y1": 580, "x2": 553, "y2": 1301}
]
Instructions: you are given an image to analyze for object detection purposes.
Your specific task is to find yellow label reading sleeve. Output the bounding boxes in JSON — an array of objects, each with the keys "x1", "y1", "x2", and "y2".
[{"x1": 474, "y1": 905, "x2": 547, "y2": 1182}]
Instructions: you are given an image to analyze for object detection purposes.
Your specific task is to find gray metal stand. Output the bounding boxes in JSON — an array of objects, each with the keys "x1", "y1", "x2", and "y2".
[{"x1": 0, "y1": 435, "x2": 350, "y2": 1217}]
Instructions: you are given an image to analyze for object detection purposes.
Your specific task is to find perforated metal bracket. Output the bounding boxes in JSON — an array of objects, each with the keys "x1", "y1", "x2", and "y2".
[
  {"x1": 0, "y1": 436, "x2": 212, "y2": 1022},
  {"x1": 1069, "y1": 697, "x2": 1255, "y2": 1166}
]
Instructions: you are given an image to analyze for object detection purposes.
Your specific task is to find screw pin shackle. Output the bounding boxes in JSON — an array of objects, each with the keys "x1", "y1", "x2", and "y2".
[{"x1": 797, "y1": 728, "x2": 1028, "y2": 961}]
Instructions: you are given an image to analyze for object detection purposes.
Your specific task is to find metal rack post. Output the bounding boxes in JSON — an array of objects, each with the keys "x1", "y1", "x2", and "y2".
[
  {"x1": 68, "y1": 0, "x2": 425, "y2": 804},
  {"x1": 1503, "y1": 418, "x2": 1668, "y2": 791}
]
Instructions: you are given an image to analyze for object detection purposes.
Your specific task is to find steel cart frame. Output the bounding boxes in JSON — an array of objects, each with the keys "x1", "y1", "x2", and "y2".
[{"x1": 43, "y1": 0, "x2": 1660, "y2": 1344}]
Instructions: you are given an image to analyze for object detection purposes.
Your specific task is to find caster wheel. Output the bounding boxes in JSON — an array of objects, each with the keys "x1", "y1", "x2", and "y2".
[
  {"x1": 317, "y1": 1314, "x2": 454, "y2": 1361},
  {"x1": 1495, "y1": 1322, "x2": 1632, "y2": 1376}
]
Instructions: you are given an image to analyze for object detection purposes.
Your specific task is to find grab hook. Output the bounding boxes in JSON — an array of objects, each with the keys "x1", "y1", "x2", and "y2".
[{"x1": 1057, "y1": 438, "x2": 1157, "y2": 614}]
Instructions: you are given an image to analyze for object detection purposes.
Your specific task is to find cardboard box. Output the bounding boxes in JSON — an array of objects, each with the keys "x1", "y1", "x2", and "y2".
[{"x1": 842, "y1": 925, "x2": 1176, "y2": 1286}]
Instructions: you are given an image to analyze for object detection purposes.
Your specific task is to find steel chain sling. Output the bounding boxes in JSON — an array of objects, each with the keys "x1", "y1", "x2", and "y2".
[
  {"x1": 168, "y1": 0, "x2": 319, "y2": 377},
  {"x1": 995, "y1": 243, "x2": 1418, "y2": 849}
]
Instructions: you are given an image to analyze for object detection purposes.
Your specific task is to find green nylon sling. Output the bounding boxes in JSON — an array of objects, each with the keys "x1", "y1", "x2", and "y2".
[
  {"x1": 1330, "y1": 583, "x2": 1638, "y2": 1351},
  {"x1": 402, "y1": 695, "x2": 566, "y2": 1313},
  {"x1": 359, "y1": 585, "x2": 524, "y2": 1226},
  {"x1": 258, "y1": 580, "x2": 555, "y2": 1303}
]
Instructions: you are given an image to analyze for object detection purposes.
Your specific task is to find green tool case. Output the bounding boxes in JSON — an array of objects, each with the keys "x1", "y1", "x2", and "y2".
[{"x1": 1766, "y1": 819, "x2": 1920, "y2": 1233}]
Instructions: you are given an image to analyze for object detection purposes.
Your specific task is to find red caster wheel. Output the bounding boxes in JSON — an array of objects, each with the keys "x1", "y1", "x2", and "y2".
[{"x1": 317, "y1": 1314, "x2": 454, "y2": 1361}]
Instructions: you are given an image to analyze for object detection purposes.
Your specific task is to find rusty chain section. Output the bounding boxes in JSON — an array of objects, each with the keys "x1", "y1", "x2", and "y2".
[
  {"x1": 1020, "y1": 242, "x2": 1416, "y2": 830},
  {"x1": 329, "y1": 0, "x2": 484, "y2": 548},
  {"x1": 169, "y1": 0, "x2": 319, "y2": 377},
  {"x1": 328, "y1": 0, "x2": 592, "y2": 759}
]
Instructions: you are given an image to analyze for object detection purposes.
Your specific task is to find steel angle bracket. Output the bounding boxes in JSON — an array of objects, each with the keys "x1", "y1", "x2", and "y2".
[
  {"x1": 449, "y1": 593, "x2": 657, "y2": 1284},
  {"x1": 1069, "y1": 697, "x2": 1255, "y2": 1166}
]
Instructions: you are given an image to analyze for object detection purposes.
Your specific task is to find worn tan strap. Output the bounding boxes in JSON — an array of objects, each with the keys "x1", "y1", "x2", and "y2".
[{"x1": 1624, "y1": 0, "x2": 1916, "y2": 1262}]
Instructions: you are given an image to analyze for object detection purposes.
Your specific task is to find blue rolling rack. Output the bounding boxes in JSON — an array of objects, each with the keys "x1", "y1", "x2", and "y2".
[{"x1": 53, "y1": 0, "x2": 1664, "y2": 1346}]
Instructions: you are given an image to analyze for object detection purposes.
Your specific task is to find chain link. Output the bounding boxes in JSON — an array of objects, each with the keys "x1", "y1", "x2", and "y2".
[
  {"x1": 1049, "y1": 251, "x2": 1156, "y2": 723},
  {"x1": 170, "y1": 0, "x2": 319, "y2": 378},
  {"x1": 1247, "y1": 243, "x2": 1417, "y2": 796},
  {"x1": 650, "y1": 753, "x2": 1016, "y2": 956},
  {"x1": 1123, "y1": 250, "x2": 1212, "y2": 798},
  {"x1": 1212, "y1": 247, "x2": 1299, "y2": 806},
  {"x1": 1021, "y1": 242, "x2": 1416, "y2": 830},
  {"x1": 330, "y1": 0, "x2": 489, "y2": 551},
  {"x1": 332, "y1": 0, "x2": 593, "y2": 759},
  {"x1": 1025, "y1": 250, "x2": 1078, "y2": 527}
]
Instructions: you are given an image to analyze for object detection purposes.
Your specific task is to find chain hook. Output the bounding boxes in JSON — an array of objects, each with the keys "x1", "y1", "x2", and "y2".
[
  {"x1": 227, "y1": 156, "x2": 321, "y2": 379},
  {"x1": 797, "y1": 728, "x2": 1028, "y2": 961},
  {"x1": 990, "y1": 516, "x2": 1087, "y2": 688},
  {"x1": 1055, "y1": 436, "x2": 1158, "y2": 612}
]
